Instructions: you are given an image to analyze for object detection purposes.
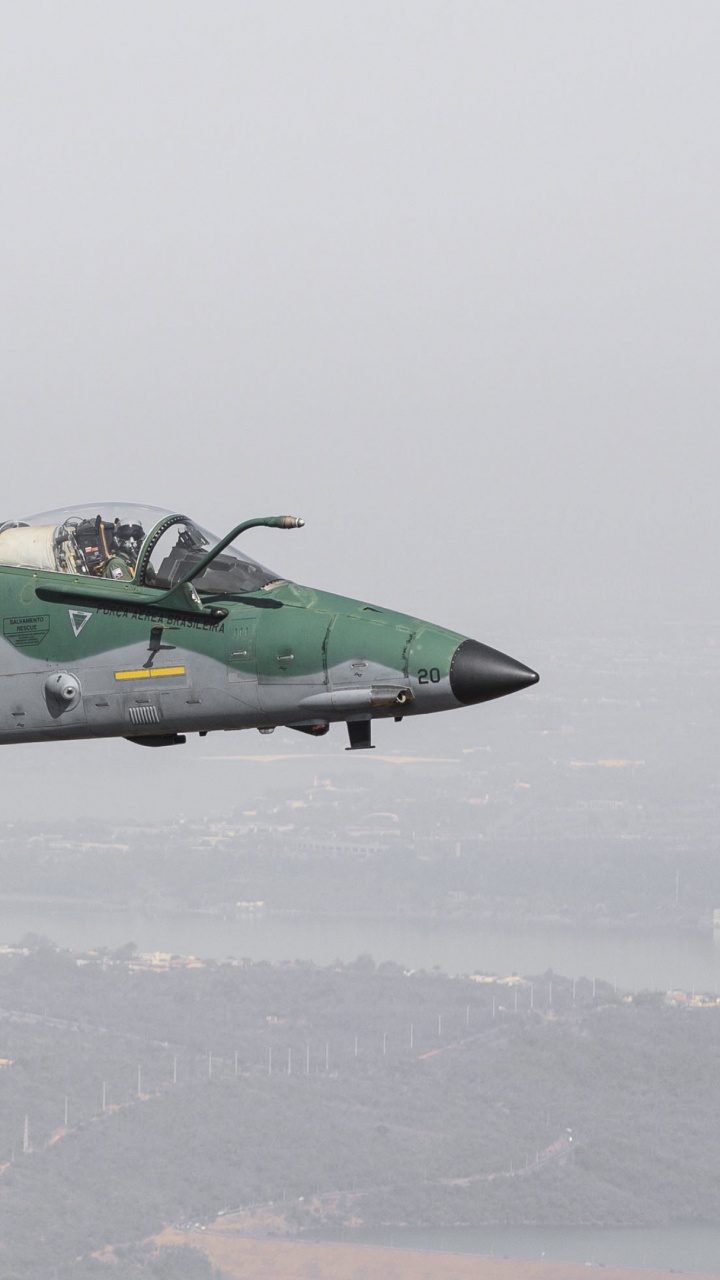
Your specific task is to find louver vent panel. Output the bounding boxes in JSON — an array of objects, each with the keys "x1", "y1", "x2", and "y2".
[{"x1": 128, "y1": 705, "x2": 161, "y2": 726}]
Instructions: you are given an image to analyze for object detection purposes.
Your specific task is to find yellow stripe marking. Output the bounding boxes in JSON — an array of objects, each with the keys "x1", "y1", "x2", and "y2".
[{"x1": 115, "y1": 666, "x2": 186, "y2": 681}]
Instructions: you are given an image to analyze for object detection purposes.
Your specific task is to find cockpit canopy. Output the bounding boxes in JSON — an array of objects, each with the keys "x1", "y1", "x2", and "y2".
[{"x1": 0, "y1": 503, "x2": 284, "y2": 595}]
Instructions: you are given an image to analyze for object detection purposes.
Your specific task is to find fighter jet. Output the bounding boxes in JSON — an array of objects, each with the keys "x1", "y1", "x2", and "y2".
[{"x1": 0, "y1": 504, "x2": 538, "y2": 749}]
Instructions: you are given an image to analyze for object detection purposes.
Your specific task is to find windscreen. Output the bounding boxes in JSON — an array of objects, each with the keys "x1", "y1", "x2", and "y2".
[{"x1": 138, "y1": 516, "x2": 282, "y2": 594}]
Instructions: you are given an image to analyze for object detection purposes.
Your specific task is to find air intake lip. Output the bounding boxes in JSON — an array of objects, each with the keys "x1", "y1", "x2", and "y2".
[{"x1": 449, "y1": 639, "x2": 539, "y2": 706}]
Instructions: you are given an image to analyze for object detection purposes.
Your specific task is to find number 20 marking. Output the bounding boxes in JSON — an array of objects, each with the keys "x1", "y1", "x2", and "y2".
[{"x1": 418, "y1": 667, "x2": 441, "y2": 684}]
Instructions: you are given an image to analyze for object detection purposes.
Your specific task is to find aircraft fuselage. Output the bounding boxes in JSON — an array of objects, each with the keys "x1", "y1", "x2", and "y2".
[{"x1": 0, "y1": 574, "x2": 537, "y2": 748}]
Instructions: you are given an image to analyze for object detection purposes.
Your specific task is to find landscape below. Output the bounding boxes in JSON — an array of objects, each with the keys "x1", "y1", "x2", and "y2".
[{"x1": 0, "y1": 940, "x2": 718, "y2": 1278}]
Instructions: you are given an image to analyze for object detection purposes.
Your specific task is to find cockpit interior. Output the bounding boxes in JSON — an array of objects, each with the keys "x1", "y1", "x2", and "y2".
[{"x1": 0, "y1": 504, "x2": 283, "y2": 595}]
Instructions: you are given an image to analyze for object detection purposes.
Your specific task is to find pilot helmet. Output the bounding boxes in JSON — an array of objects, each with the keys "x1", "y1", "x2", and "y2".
[{"x1": 112, "y1": 521, "x2": 145, "y2": 563}]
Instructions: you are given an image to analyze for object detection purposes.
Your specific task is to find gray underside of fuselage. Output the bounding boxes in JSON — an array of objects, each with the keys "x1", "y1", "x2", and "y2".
[{"x1": 0, "y1": 640, "x2": 457, "y2": 745}]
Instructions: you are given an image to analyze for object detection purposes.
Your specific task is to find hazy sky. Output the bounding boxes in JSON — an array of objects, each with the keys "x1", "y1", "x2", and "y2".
[{"x1": 0, "y1": 2, "x2": 718, "y2": 816}]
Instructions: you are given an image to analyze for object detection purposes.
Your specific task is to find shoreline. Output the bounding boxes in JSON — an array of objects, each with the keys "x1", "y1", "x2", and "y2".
[{"x1": 153, "y1": 1229, "x2": 718, "y2": 1280}]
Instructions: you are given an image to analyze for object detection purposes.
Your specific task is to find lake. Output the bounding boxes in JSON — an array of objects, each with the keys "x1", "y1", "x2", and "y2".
[
  {"x1": 323, "y1": 1224, "x2": 720, "y2": 1273},
  {"x1": 1, "y1": 901, "x2": 719, "y2": 992}
]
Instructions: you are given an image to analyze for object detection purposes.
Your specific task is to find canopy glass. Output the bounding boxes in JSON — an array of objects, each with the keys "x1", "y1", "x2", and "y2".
[{"x1": 0, "y1": 503, "x2": 283, "y2": 594}]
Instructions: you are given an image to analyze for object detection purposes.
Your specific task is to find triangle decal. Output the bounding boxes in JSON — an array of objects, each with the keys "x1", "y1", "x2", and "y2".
[{"x1": 69, "y1": 610, "x2": 92, "y2": 638}]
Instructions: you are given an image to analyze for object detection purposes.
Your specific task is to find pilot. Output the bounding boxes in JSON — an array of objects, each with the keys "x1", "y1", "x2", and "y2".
[{"x1": 101, "y1": 521, "x2": 145, "y2": 580}]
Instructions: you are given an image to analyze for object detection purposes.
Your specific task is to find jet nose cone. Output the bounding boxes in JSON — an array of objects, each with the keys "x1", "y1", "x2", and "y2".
[{"x1": 449, "y1": 639, "x2": 539, "y2": 706}]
